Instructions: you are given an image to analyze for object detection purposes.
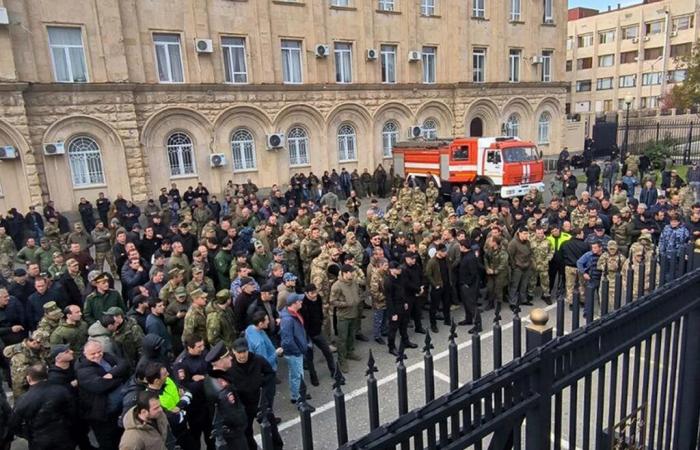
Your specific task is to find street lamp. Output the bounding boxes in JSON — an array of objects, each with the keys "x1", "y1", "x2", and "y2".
[{"x1": 622, "y1": 95, "x2": 634, "y2": 161}]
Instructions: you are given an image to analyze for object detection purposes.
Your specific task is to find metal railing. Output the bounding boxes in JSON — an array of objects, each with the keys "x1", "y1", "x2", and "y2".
[{"x1": 618, "y1": 119, "x2": 700, "y2": 164}]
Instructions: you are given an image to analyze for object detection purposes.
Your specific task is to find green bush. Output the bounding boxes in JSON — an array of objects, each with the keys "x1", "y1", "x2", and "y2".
[{"x1": 643, "y1": 141, "x2": 672, "y2": 170}]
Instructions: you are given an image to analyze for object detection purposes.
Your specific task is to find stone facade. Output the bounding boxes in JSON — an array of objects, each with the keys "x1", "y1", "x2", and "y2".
[{"x1": 0, "y1": 0, "x2": 568, "y2": 212}]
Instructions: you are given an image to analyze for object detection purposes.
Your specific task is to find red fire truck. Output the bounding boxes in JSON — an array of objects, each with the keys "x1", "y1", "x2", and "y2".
[{"x1": 392, "y1": 136, "x2": 545, "y2": 198}]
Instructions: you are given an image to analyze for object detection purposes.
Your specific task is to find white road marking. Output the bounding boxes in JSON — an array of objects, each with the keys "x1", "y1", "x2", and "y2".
[{"x1": 255, "y1": 303, "x2": 558, "y2": 441}]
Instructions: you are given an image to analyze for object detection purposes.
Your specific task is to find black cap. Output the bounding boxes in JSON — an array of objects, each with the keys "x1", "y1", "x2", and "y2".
[
  {"x1": 340, "y1": 264, "x2": 355, "y2": 273},
  {"x1": 239, "y1": 277, "x2": 255, "y2": 287},
  {"x1": 49, "y1": 344, "x2": 71, "y2": 360},
  {"x1": 13, "y1": 268, "x2": 27, "y2": 277},
  {"x1": 232, "y1": 337, "x2": 249, "y2": 353},
  {"x1": 389, "y1": 261, "x2": 402, "y2": 270},
  {"x1": 205, "y1": 341, "x2": 230, "y2": 363},
  {"x1": 260, "y1": 282, "x2": 276, "y2": 293}
]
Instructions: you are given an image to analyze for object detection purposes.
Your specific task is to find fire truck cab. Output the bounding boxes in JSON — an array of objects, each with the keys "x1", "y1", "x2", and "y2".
[{"x1": 392, "y1": 136, "x2": 545, "y2": 198}]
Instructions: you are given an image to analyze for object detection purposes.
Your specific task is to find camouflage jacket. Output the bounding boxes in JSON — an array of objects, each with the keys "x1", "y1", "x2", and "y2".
[
  {"x1": 113, "y1": 317, "x2": 144, "y2": 366},
  {"x1": 369, "y1": 268, "x2": 387, "y2": 310},
  {"x1": 183, "y1": 304, "x2": 207, "y2": 343},
  {"x1": 484, "y1": 247, "x2": 510, "y2": 278},
  {"x1": 206, "y1": 303, "x2": 236, "y2": 348},
  {"x1": 531, "y1": 236, "x2": 554, "y2": 271}
]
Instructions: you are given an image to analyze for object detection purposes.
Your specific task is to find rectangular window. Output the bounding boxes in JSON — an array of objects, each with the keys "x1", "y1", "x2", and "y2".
[
  {"x1": 154, "y1": 33, "x2": 184, "y2": 83},
  {"x1": 645, "y1": 20, "x2": 664, "y2": 35},
  {"x1": 47, "y1": 27, "x2": 88, "y2": 83},
  {"x1": 222, "y1": 37, "x2": 248, "y2": 84},
  {"x1": 577, "y1": 34, "x2": 593, "y2": 47},
  {"x1": 566, "y1": 60, "x2": 572, "y2": 72},
  {"x1": 599, "y1": 29, "x2": 615, "y2": 44},
  {"x1": 422, "y1": 46, "x2": 436, "y2": 83},
  {"x1": 576, "y1": 80, "x2": 592, "y2": 92},
  {"x1": 378, "y1": 0, "x2": 395, "y2": 11},
  {"x1": 281, "y1": 39, "x2": 303, "y2": 84},
  {"x1": 472, "y1": 48, "x2": 486, "y2": 82},
  {"x1": 508, "y1": 49, "x2": 521, "y2": 82},
  {"x1": 541, "y1": 51, "x2": 552, "y2": 82},
  {"x1": 672, "y1": 15, "x2": 694, "y2": 31},
  {"x1": 667, "y1": 69, "x2": 687, "y2": 83},
  {"x1": 603, "y1": 99, "x2": 613, "y2": 112},
  {"x1": 421, "y1": 0, "x2": 435, "y2": 16},
  {"x1": 381, "y1": 44, "x2": 397, "y2": 83},
  {"x1": 510, "y1": 0, "x2": 521, "y2": 21},
  {"x1": 331, "y1": 0, "x2": 350, "y2": 5},
  {"x1": 618, "y1": 98, "x2": 634, "y2": 110},
  {"x1": 622, "y1": 25, "x2": 639, "y2": 40},
  {"x1": 543, "y1": 0, "x2": 553, "y2": 22},
  {"x1": 642, "y1": 72, "x2": 662, "y2": 85},
  {"x1": 473, "y1": 0, "x2": 485, "y2": 18},
  {"x1": 334, "y1": 42, "x2": 353, "y2": 83},
  {"x1": 596, "y1": 77, "x2": 613, "y2": 90},
  {"x1": 619, "y1": 74, "x2": 636, "y2": 87},
  {"x1": 671, "y1": 43, "x2": 692, "y2": 58},
  {"x1": 576, "y1": 57, "x2": 592, "y2": 70},
  {"x1": 640, "y1": 96, "x2": 659, "y2": 109},
  {"x1": 644, "y1": 47, "x2": 663, "y2": 60},
  {"x1": 620, "y1": 50, "x2": 638, "y2": 64},
  {"x1": 598, "y1": 54, "x2": 614, "y2": 67},
  {"x1": 566, "y1": 36, "x2": 573, "y2": 50}
]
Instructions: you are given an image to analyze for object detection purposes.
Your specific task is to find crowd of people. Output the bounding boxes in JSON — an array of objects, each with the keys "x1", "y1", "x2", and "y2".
[{"x1": 0, "y1": 152, "x2": 698, "y2": 449}]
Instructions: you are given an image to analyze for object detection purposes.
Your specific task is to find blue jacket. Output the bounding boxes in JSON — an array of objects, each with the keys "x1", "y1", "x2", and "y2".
[
  {"x1": 576, "y1": 250, "x2": 602, "y2": 287},
  {"x1": 145, "y1": 313, "x2": 173, "y2": 355},
  {"x1": 279, "y1": 308, "x2": 308, "y2": 357},
  {"x1": 245, "y1": 325, "x2": 277, "y2": 371}
]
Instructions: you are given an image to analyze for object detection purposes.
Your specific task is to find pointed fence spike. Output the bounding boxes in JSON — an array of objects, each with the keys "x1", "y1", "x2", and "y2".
[
  {"x1": 397, "y1": 340, "x2": 407, "y2": 364},
  {"x1": 423, "y1": 330, "x2": 434, "y2": 353},
  {"x1": 333, "y1": 363, "x2": 346, "y2": 390},
  {"x1": 449, "y1": 319, "x2": 458, "y2": 341},
  {"x1": 366, "y1": 349, "x2": 378, "y2": 376}
]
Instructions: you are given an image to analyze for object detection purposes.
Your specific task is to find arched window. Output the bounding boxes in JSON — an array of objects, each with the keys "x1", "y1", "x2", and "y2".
[
  {"x1": 382, "y1": 121, "x2": 399, "y2": 158},
  {"x1": 288, "y1": 127, "x2": 309, "y2": 166},
  {"x1": 337, "y1": 123, "x2": 357, "y2": 162},
  {"x1": 68, "y1": 136, "x2": 104, "y2": 187},
  {"x1": 166, "y1": 132, "x2": 196, "y2": 177},
  {"x1": 538, "y1": 112, "x2": 551, "y2": 144},
  {"x1": 505, "y1": 114, "x2": 520, "y2": 138},
  {"x1": 422, "y1": 118, "x2": 438, "y2": 139},
  {"x1": 231, "y1": 129, "x2": 256, "y2": 171}
]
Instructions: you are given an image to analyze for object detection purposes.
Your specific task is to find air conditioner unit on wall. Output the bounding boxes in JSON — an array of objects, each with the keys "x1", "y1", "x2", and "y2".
[
  {"x1": 408, "y1": 126, "x2": 422, "y2": 138},
  {"x1": 266, "y1": 133, "x2": 285, "y2": 150},
  {"x1": 367, "y1": 49, "x2": 378, "y2": 60},
  {"x1": 532, "y1": 55, "x2": 543, "y2": 64},
  {"x1": 43, "y1": 142, "x2": 65, "y2": 155},
  {"x1": 408, "y1": 51, "x2": 421, "y2": 62},
  {"x1": 315, "y1": 44, "x2": 330, "y2": 58},
  {"x1": 209, "y1": 153, "x2": 227, "y2": 167},
  {"x1": 632, "y1": 37, "x2": 639, "y2": 43},
  {"x1": 195, "y1": 39, "x2": 213, "y2": 53},
  {"x1": 0, "y1": 146, "x2": 17, "y2": 159}
]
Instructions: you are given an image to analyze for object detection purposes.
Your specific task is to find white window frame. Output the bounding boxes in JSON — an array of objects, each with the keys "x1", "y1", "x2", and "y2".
[
  {"x1": 667, "y1": 69, "x2": 687, "y2": 83},
  {"x1": 538, "y1": 112, "x2": 551, "y2": 144},
  {"x1": 473, "y1": 48, "x2": 486, "y2": 83},
  {"x1": 381, "y1": 44, "x2": 397, "y2": 84},
  {"x1": 68, "y1": 136, "x2": 105, "y2": 187},
  {"x1": 596, "y1": 77, "x2": 613, "y2": 90},
  {"x1": 598, "y1": 54, "x2": 614, "y2": 67},
  {"x1": 646, "y1": 20, "x2": 664, "y2": 35},
  {"x1": 288, "y1": 127, "x2": 310, "y2": 167},
  {"x1": 672, "y1": 15, "x2": 693, "y2": 31},
  {"x1": 619, "y1": 74, "x2": 636, "y2": 88},
  {"x1": 222, "y1": 36, "x2": 248, "y2": 84},
  {"x1": 508, "y1": 49, "x2": 521, "y2": 82},
  {"x1": 541, "y1": 51, "x2": 552, "y2": 82},
  {"x1": 382, "y1": 121, "x2": 399, "y2": 158},
  {"x1": 331, "y1": 0, "x2": 350, "y2": 5},
  {"x1": 334, "y1": 42, "x2": 353, "y2": 84},
  {"x1": 510, "y1": 0, "x2": 521, "y2": 21},
  {"x1": 622, "y1": 25, "x2": 639, "y2": 40},
  {"x1": 422, "y1": 46, "x2": 436, "y2": 84},
  {"x1": 47, "y1": 27, "x2": 89, "y2": 83},
  {"x1": 231, "y1": 129, "x2": 257, "y2": 172},
  {"x1": 421, "y1": 0, "x2": 435, "y2": 16},
  {"x1": 473, "y1": 0, "x2": 485, "y2": 18},
  {"x1": 641, "y1": 96, "x2": 659, "y2": 109},
  {"x1": 154, "y1": 33, "x2": 185, "y2": 83},
  {"x1": 166, "y1": 132, "x2": 197, "y2": 178},
  {"x1": 577, "y1": 34, "x2": 594, "y2": 47},
  {"x1": 576, "y1": 80, "x2": 592, "y2": 92},
  {"x1": 422, "y1": 118, "x2": 438, "y2": 139},
  {"x1": 378, "y1": 0, "x2": 395, "y2": 11},
  {"x1": 338, "y1": 124, "x2": 357, "y2": 162},
  {"x1": 642, "y1": 72, "x2": 662, "y2": 86},
  {"x1": 599, "y1": 30, "x2": 615, "y2": 44},
  {"x1": 505, "y1": 114, "x2": 519, "y2": 138},
  {"x1": 543, "y1": 0, "x2": 553, "y2": 22},
  {"x1": 281, "y1": 39, "x2": 303, "y2": 84}
]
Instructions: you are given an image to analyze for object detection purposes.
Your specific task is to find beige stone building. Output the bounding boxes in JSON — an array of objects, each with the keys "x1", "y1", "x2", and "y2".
[
  {"x1": 566, "y1": 0, "x2": 697, "y2": 125},
  {"x1": 0, "y1": 0, "x2": 567, "y2": 212}
]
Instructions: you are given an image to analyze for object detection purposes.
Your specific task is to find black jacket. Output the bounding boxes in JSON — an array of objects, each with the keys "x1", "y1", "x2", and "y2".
[
  {"x1": 301, "y1": 295, "x2": 324, "y2": 338},
  {"x1": 57, "y1": 272, "x2": 84, "y2": 308},
  {"x1": 458, "y1": 251, "x2": 482, "y2": 287},
  {"x1": 401, "y1": 263, "x2": 424, "y2": 297},
  {"x1": 560, "y1": 238, "x2": 590, "y2": 267},
  {"x1": 384, "y1": 273, "x2": 407, "y2": 317},
  {"x1": 228, "y1": 352, "x2": 275, "y2": 407},
  {"x1": 75, "y1": 353, "x2": 130, "y2": 421},
  {"x1": 9, "y1": 381, "x2": 76, "y2": 448}
]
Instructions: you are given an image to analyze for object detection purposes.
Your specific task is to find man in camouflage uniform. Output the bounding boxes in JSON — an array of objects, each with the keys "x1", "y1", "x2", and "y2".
[
  {"x1": 625, "y1": 154, "x2": 639, "y2": 178},
  {"x1": 398, "y1": 181, "x2": 412, "y2": 205},
  {"x1": 300, "y1": 227, "x2": 323, "y2": 284},
  {"x1": 49, "y1": 304, "x2": 88, "y2": 352},
  {"x1": 207, "y1": 289, "x2": 237, "y2": 347},
  {"x1": 425, "y1": 179, "x2": 439, "y2": 207},
  {"x1": 596, "y1": 240, "x2": 627, "y2": 311},
  {"x1": 281, "y1": 238, "x2": 301, "y2": 278},
  {"x1": 342, "y1": 232, "x2": 363, "y2": 264},
  {"x1": 3, "y1": 330, "x2": 49, "y2": 398},
  {"x1": 106, "y1": 306, "x2": 144, "y2": 367},
  {"x1": 629, "y1": 231, "x2": 656, "y2": 264},
  {"x1": 34, "y1": 237, "x2": 59, "y2": 274},
  {"x1": 214, "y1": 238, "x2": 233, "y2": 290},
  {"x1": 35, "y1": 301, "x2": 64, "y2": 336},
  {"x1": 610, "y1": 209, "x2": 634, "y2": 256},
  {"x1": 167, "y1": 241, "x2": 192, "y2": 281},
  {"x1": 310, "y1": 246, "x2": 341, "y2": 339},
  {"x1": 621, "y1": 247, "x2": 660, "y2": 300},
  {"x1": 91, "y1": 220, "x2": 116, "y2": 274},
  {"x1": 160, "y1": 268, "x2": 185, "y2": 306},
  {"x1": 484, "y1": 236, "x2": 510, "y2": 311},
  {"x1": 529, "y1": 226, "x2": 554, "y2": 303},
  {"x1": 183, "y1": 288, "x2": 208, "y2": 344},
  {"x1": 192, "y1": 199, "x2": 213, "y2": 237},
  {"x1": 368, "y1": 257, "x2": 388, "y2": 343},
  {"x1": 570, "y1": 203, "x2": 589, "y2": 231},
  {"x1": 186, "y1": 266, "x2": 215, "y2": 302},
  {"x1": 0, "y1": 226, "x2": 16, "y2": 278},
  {"x1": 43, "y1": 217, "x2": 62, "y2": 251},
  {"x1": 65, "y1": 223, "x2": 92, "y2": 252},
  {"x1": 47, "y1": 252, "x2": 67, "y2": 280}
]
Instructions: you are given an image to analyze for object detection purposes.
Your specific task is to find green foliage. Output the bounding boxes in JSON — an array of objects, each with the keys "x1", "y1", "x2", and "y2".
[
  {"x1": 643, "y1": 140, "x2": 672, "y2": 170},
  {"x1": 676, "y1": 41, "x2": 700, "y2": 109}
]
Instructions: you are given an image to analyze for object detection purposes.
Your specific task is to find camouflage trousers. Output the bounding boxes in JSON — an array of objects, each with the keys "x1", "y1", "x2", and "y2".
[
  {"x1": 95, "y1": 251, "x2": 118, "y2": 276},
  {"x1": 599, "y1": 274, "x2": 622, "y2": 312},
  {"x1": 322, "y1": 300, "x2": 335, "y2": 342},
  {"x1": 565, "y1": 266, "x2": 585, "y2": 305},
  {"x1": 528, "y1": 267, "x2": 550, "y2": 297},
  {"x1": 486, "y1": 274, "x2": 508, "y2": 307},
  {"x1": 0, "y1": 257, "x2": 13, "y2": 279}
]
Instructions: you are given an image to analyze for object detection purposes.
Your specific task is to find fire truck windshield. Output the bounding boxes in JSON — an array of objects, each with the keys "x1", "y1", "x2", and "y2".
[{"x1": 502, "y1": 147, "x2": 539, "y2": 163}]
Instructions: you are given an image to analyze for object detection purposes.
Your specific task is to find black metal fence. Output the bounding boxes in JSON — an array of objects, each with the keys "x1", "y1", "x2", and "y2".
[
  {"x1": 258, "y1": 247, "x2": 700, "y2": 450},
  {"x1": 618, "y1": 119, "x2": 700, "y2": 164}
]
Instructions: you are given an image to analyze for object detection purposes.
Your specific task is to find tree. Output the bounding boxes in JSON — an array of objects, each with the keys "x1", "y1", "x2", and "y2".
[{"x1": 671, "y1": 40, "x2": 700, "y2": 110}]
